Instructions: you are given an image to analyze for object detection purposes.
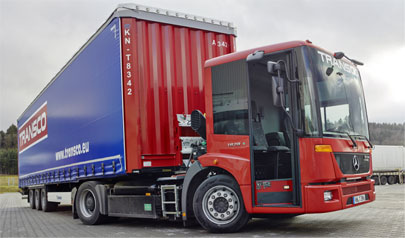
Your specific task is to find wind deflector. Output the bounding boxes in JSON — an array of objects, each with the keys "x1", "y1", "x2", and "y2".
[{"x1": 191, "y1": 110, "x2": 206, "y2": 140}]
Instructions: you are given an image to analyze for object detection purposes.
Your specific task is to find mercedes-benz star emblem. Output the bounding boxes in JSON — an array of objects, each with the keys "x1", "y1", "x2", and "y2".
[{"x1": 352, "y1": 155, "x2": 360, "y2": 171}]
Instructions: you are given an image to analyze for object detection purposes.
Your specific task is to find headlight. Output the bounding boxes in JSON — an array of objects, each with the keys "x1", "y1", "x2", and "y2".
[{"x1": 324, "y1": 191, "x2": 333, "y2": 201}]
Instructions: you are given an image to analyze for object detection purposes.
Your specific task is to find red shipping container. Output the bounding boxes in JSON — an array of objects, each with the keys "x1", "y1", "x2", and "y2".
[{"x1": 115, "y1": 5, "x2": 237, "y2": 172}]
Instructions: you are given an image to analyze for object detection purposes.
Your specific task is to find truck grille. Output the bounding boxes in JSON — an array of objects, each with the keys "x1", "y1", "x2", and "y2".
[
  {"x1": 342, "y1": 184, "x2": 371, "y2": 195},
  {"x1": 333, "y1": 153, "x2": 370, "y2": 174}
]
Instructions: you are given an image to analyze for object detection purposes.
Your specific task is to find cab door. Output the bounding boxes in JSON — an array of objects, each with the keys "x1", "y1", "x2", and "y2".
[{"x1": 247, "y1": 50, "x2": 300, "y2": 206}]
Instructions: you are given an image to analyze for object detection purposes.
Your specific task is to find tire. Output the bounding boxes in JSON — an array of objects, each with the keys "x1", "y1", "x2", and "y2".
[
  {"x1": 41, "y1": 188, "x2": 58, "y2": 212},
  {"x1": 387, "y1": 176, "x2": 397, "y2": 185},
  {"x1": 372, "y1": 176, "x2": 380, "y2": 185},
  {"x1": 380, "y1": 176, "x2": 387, "y2": 185},
  {"x1": 193, "y1": 175, "x2": 250, "y2": 233},
  {"x1": 35, "y1": 189, "x2": 42, "y2": 210},
  {"x1": 29, "y1": 189, "x2": 36, "y2": 209},
  {"x1": 76, "y1": 181, "x2": 106, "y2": 225}
]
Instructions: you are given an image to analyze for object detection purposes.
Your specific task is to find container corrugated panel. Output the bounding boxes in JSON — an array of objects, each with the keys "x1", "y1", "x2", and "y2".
[
  {"x1": 121, "y1": 15, "x2": 236, "y2": 172},
  {"x1": 372, "y1": 145, "x2": 405, "y2": 171}
]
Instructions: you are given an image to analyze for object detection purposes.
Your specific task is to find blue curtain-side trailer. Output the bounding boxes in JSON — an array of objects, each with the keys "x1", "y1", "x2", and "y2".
[
  {"x1": 17, "y1": 4, "x2": 239, "y2": 232},
  {"x1": 18, "y1": 17, "x2": 126, "y2": 188}
]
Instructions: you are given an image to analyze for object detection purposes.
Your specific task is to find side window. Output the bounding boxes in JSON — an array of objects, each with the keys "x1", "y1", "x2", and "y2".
[
  {"x1": 299, "y1": 47, "x2": 319, "y2": 136},
  {"x1": 211, "y1": 60, "x2": 249, "y2": 135}
]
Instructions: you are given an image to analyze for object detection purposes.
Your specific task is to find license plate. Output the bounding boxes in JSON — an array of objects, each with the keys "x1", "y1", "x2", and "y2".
[{"x1": 353, "y1": 194, "x2": 366, "y2": 204}]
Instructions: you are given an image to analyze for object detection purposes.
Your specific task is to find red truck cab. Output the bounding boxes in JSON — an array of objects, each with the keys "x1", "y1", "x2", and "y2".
[{"x1": 192, "y1": 40, "x2": 374, "y2": 226}]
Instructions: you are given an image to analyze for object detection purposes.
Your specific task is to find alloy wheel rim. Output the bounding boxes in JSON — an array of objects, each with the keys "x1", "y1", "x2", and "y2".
[
  {"x1": 202, "y1": 185, "x2": 240, "y2": 225},
  {"x1": 79, "y1": 189, "x2": 96, "y2": 218}
]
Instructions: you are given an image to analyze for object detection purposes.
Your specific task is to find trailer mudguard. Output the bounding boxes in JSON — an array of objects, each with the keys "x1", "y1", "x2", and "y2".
[{"x1": 95, "y1": 184, "x2": 109, "y2": 215}]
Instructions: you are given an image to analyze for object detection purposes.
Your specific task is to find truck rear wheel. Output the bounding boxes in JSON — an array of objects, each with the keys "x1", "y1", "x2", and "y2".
[
  {"x1": 34, "y1": 189, "x2": 42, "y2": 210},
  {"x1": 41, "y1": 188, "x2": 58, "y2": 212},
  {"x1": 76, "y1": 181, "x2": 106, "y2": 225},
  {"x1": 29, "y1": 189, "x2": 36, "y2": 209},
  {"x1": 388, "y1": 176, "x2": 397, "y2": 185},
  {"x1": 380, "y1": 176, "x2": 387, "y2": 185},
  {"x1": 193, "y1": 175, "x2": 249, "y2": 233}
]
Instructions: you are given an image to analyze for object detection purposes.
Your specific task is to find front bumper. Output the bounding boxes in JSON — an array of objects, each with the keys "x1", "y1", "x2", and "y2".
[{"x1": 305, "y1": 179, "x2": 375, "y2": 213}]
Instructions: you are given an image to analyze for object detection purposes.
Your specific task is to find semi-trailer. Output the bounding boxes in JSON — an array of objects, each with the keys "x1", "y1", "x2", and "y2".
[
  {"x1": 371, "y1": 145, "x2": 405, "y2": 185},
  {"x1": 18, "y1": 4, "x2": 375, "y2": 233}
]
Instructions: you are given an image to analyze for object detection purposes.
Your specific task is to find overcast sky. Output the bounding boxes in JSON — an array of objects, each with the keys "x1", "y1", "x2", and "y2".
[{"x1": 0, "y1": 0, "x2": 404, "y2": 131}]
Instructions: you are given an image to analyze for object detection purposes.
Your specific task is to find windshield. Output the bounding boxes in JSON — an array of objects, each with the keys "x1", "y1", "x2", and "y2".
[{"x1": 308, "y1": 47, "x2": 369, "y2": 138}]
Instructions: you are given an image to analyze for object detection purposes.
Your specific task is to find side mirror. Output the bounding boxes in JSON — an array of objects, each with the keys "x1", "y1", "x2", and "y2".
[
  {"x1": 334, "y1": 52, "x2": 345, "y2": 59},
  {"x1": 191, "y1": 110, "x2": 206, "y2": 140},
  {"x1": 267, "y1": 61, "x2": 281, "y2": 75},
  {"x1": 271, "y1": 76, "x2": 284, "y2": 107}
]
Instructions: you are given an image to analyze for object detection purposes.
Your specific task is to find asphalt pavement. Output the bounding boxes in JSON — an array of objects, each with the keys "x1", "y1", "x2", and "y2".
[{"x1": 0, "y1": 184, "x2": 404, "y2": 237}]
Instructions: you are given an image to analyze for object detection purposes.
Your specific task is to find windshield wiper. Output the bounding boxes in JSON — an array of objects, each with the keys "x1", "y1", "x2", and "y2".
[
  {"x1": 325, "y1": 130, "x2": 357, "y2": 148},
  {"x1": 351, "y1": 134, "x2": 373, "y2": 148}
]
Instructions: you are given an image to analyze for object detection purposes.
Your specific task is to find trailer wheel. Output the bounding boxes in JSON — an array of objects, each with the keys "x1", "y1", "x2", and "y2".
[
  {"x1": 41, "y1": 188, "x2": 58, "y2": 212},
  {"x1": 372, "y1": 176, "x2": 380, "y2": 185},
  {"x1": 34, "y1": 189, "x2": 42, "y2": 210},
  {"x1": 76, "y1": 181, "x2": 106, "y2": 225},
  {"x1": 380, "y1": 176, "x2": 387, "y2": 185},
  {"x1": 29, "y1": 189, "x2": 36, "y2": 209},
  {"x1": 193, "y1": 175, "x2": 249, "y2": 233},
  {"x1": 387, "y1": 176, "x2": 397, "y2": 185}
]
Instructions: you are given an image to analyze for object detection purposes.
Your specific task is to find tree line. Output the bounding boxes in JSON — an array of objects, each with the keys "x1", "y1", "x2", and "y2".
[
  {"x1": 0, "y1": 122, "x2": 404, "y2": 175},
  {"x1": 0, "y1": 124, "x2": 18, "y2": 174},
  {"x1": 369, "y1": 122, "x2": 405, "y2": 146}
]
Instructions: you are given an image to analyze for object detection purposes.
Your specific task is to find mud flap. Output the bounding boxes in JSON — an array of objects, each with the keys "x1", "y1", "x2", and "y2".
[{"x1": 71, "y1": 187, "x2": 78, "y2": 219}]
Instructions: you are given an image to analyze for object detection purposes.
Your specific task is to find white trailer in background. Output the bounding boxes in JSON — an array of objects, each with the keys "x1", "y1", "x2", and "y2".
[{"x1": 371, "y1": 145, "x2": 405, "y2": 185}]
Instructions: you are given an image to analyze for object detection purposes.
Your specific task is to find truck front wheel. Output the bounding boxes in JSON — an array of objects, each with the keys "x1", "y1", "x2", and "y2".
[
  {"x1": 76, "y1": 181, "x2": 106, "y2": 225},
  {"x1": 193, "y1": 175, "x2": 250, "y2": 233}
]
